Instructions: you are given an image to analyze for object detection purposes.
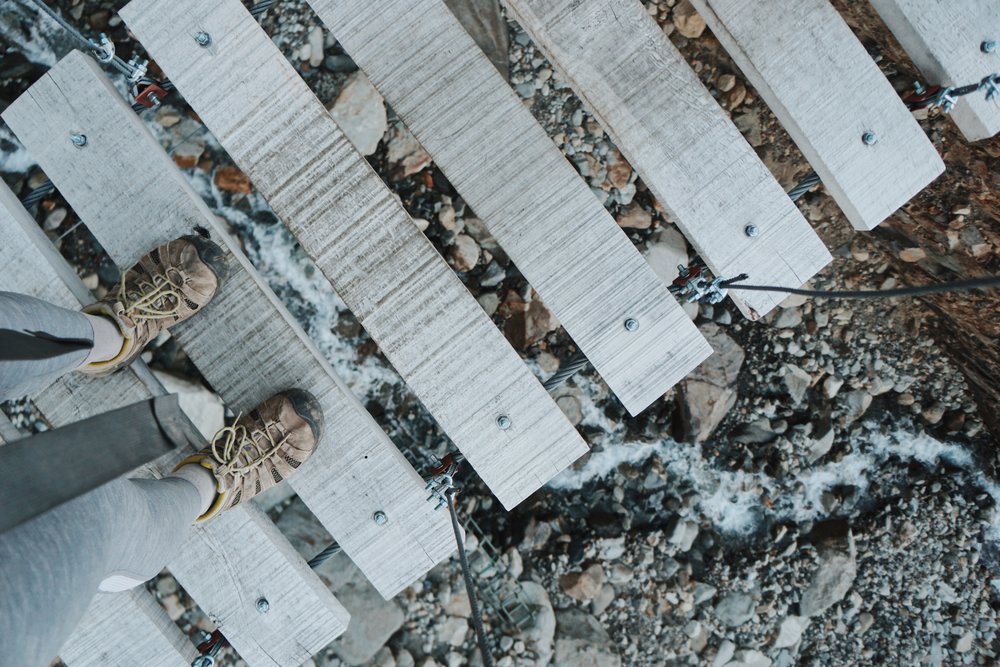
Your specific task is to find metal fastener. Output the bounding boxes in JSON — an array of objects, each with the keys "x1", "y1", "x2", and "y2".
[
  {"x1": 496, "y1": 415, "x2": 512, "y2": 430},
  {"x1": 191, "y1": 657, "x2": 214, "y2": 667},
  {"x1": 194, "y1": 31, "x2": 212, "y2": 47},
  {"x1": 982, "y1": 40, "x2": 998, "y2": 54},
  {"x1": 624, "y1": 318, "x2": 639, "y2": 332},
  {"x1": 70, "y1": 133, "x2": 87, "y2": 148},
  {"x1": 744, "y1": 224, "x2": 759, "y2": 238},
  {"x1": 861, "y1": 131, "x2": 878, "y2": 146},
  {"x1": 255, "y1": 597, "x2": 270, "y2": 614},
  {"x1": 373, "y1": 510, "x2": 388, "y2": 525}
]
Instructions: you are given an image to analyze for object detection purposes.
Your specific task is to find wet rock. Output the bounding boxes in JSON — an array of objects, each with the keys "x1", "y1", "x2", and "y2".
[
  {"x1": 329, "y1": 71, "x2": 387, "y2": 156},
  {"x1": 714, "y1": 591, "x2": 756, "y2": 628},
  {"x1": 554, "y1": 609, "x2": 622, "y2": 667},
  {"x1": 673, "y1": 0, "x2": 707, "y2": 39},
  {"x1": 800, "y1": 522, "x2": 856, "y2": 618},
  {"x1": 677, "y1": 323, "x2": 745, "y2": 442},
  {"x1": 560, "y1": 563, "x2": 605, "y2": 602}
]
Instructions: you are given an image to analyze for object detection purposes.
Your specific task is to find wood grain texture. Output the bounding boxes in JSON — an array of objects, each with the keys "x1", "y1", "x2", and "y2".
[
  {"x1": 3, "y1": 50, "x2": 454, "y2": 599},
  {"x1": 0, "y1": 180, "x2": 195, "y2": 667},
  {"x1": 503, "y1": 0, "x2": 832, "y2": 320},
  {"x1": 118, "y1": 0, "x2": 587, "y2": 511},
  {"x1": 61, "y1": 592, "x2": 198, "y2": 667},
  {"x1": 689, "y1": 0, "x2": 945, "y2": 230},
  {"x1": 870, "y1": 0, "x2": 1000, "y2": 141},
  {"x1": 307, "y1": 0, "x2": 712, "y2": 416},
  {"x1": 0, "y1": 411, "x2": 21, "y2": 443}
]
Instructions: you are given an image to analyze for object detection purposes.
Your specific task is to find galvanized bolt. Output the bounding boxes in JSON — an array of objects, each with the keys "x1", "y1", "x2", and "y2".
[
  {"x1": 70, "y1": 133, "x2": 87, "y2": 148},
  {"x1": 624, "y1": 318, "x2": 639, "y2": 332},
  {"x1": 861, "y1": 131, "x2": 878, "y2": 146},
  {"x1": 194, "y1": 31, "x2": 212, "y2": 47},
  {"x1": 191, "y1": 657, "x2": 214, "y2": 667},
  {"x1": 496, "y1": 415, "x2": 512, "y2": 430},
  {"x1": 373, "y1": 510, "x2": 388, "y2": 525},
  {"x1": 982, "y1": 40, "x2": 998, "y2": 54},
  {"x1": 255, "y1": 597, "x2": 270, "y2": 614},
  {"x1": 744, "y1": 224, "x2": 759, "y2": 238}
]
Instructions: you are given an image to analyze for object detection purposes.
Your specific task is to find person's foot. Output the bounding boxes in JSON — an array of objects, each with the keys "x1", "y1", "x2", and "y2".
[
  {"x1": 79, "y1": 235, "x2": 228, "y2": 376},
  {"x1": 174, "y1": 390, "x2": 324, "y2": 521}
]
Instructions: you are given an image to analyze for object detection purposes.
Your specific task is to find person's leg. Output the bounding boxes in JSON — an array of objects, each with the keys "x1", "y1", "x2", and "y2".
[
  {"x1": 0, "y1": 473, "x2": 214, "y2": 667},
  {"x1": 0, "y1": 292, "x2": 124, "y2": 401}
]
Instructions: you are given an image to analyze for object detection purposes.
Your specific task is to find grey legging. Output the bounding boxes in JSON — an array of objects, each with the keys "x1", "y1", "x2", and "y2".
[{"x1": 0, "y1": 291, "x2": 202, "y2": 667}]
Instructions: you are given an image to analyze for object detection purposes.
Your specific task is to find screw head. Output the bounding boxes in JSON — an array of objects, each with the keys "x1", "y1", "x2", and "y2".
[
  {"x1": 982, "y1": 40, "x2": 998, "y2": 54},
  {"x1": 191, "y1": 657, "x2": 215, "y2": 667},
  {"x1": 255, "y1": 597, "x2": 270, "y2": 614},
  {"x1": 373, "y1": 510, "x2": 388, "y2": 525},
  {"x1": 624, "y1": 318, "x2": 639, "y2": 332},
  {"x1": 744, "y1": 224, "x2": 759, "y2": 238},
  {"x1": 194, "y1": 31, "x2": 212, "y2": 47},
  {"x1": 861, "y1": 131, "x2": 878, "y2": 146},
  {"x1": 496, "y1": 415, "x2": 512, "y2": 430},
  {"x1": 70, "y1": 133, "x2": 87, "y2": 147}
]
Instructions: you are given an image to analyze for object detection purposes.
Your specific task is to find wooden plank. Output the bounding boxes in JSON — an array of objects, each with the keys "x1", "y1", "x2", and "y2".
[
  {"x1": 3, "y1": 50, "x2": 455, "y2": 599},
  {"x1": 870, "y1": 0, "x2": 1000, "y2": 141},
  {"x1": 118, "y1": 0, "x2": 587, "y2": 510},
  {"x1": 1, "y1": 115, "x2": 348, "y2": 667},
  {"x1": 0, "y1": 181, "x2": 196, "y2": 667},
  {"x1": 0, "y1": 411, "x2": 21, "y2": 443},
  {"x1": 503, "y1": 0, "x2": 832, "y2": 320},
  {"x1": 689, "y1": 0, "x2": 945, "y2": 230},
  {"x1": 305, "y1": 0, "x2": 712, "y2": 416}
]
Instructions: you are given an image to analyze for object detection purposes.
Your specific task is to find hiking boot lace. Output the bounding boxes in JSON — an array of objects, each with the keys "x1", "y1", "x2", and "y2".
[
  {"x1": 119, "y1": 272, "x2": 183, "y2": 322},
  {"x1": 210, "y1": 416, "x2": 289, "y2": 479}
]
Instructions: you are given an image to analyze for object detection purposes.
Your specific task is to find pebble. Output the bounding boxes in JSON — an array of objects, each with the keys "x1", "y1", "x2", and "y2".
[
  {"x1": 672, "y1": 0, "x2": 707, "y2": 38},
  {"x1": 450, "y1": 234, "x2": 480, "y2": 272}
]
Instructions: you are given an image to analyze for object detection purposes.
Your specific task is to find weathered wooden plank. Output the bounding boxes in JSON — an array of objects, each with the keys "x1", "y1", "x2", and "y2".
[
  {"x1": 870, "y1": 0, "x2": 1000, "y2": 142},
  {"x1": 503, "y1": 0, "x2": 832, "y2": 320},
  {"x1": 0, "y1": 411, "x2": 21, "y2": 443},
  {"x1": 119, "y1": 0, "x2": 587, "y2": 510},
  {"x1": 3, "y1": 50, "x2": 454, "y2": 599},
  {"x1": 689, "y1": 0, "x2": 945, "y2": 230},
  {"x1": 306, "y1": 0, "x2": 712, "y2": 416},
  {"x1": 61, "y1": 592, "x2": 198, "y2": 667},
  {"x1": 0, "y1": 180, "x2": 196, "y2": 667}
]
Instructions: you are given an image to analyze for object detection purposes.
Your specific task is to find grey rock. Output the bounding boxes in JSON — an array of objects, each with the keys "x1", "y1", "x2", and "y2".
[
  {"x1": 323, "y1": 53, "x2": 359, "y2": 73},
  {"x1": 714, "y1": 591, "x2": 756, "y2": 628},
  {"x1": 841, "y1": 390, "x2": 873, "y2": 424},
  {"x1": 642, "y1": 226, "x2": 688, "y2": 285},
  {"x1": 800, "y1": 525, "x2": 857, "y2": 618},
  {"x1": 329, "y1": 71, "x2": 387, "y2": 156},
  {"x1": 554, "y1": 609, "x2": 622, "y2": 667},
  {"x1": 782, "y1": 364, "x2": 811, "y2": 404},
  {"x1": 324, "y1": 554, "x2": 405, "y2": 665},
  {"x1": 520, "y1": 581, "x2": 555, "y2": 666},
  {"x1": 678, "y1": 323, "x2": 745, "y2": 442},
  {"x1": 450, "y1": 234, "x2": 480, "y2": 272},
  {"x1": 712, "y1": 640, "x2": 736, "y2": 667},
  {"x1": 727, "y1": 649, "x2": 772, "y2": 667},
  {"x1": 773, "y1": 615, "x2": 809, "y2": 649}
]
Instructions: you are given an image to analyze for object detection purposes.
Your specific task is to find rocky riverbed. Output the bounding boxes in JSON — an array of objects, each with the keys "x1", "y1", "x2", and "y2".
[{"x1": 2, "y1": 1, "x2": 999, "y2": 666}]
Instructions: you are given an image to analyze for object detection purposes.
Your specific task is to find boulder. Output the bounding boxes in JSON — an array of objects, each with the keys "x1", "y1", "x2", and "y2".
[
  {"x1": 799, "y1": 522, "x2": 856, "y2": 618},
  {"x1": 554, "y1": 609, "x2": 622, "y2": 667}
]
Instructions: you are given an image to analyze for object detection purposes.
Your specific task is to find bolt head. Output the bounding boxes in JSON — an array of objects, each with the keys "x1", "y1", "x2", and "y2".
[
  {"x1": 623, "y1": 318, "x2": 639, "y2": 332},
  {"x1": 255, "y1": 597, "x2": 270, "y2": 614},
  {"x1": 373, "y1": 510, "x2": 388, "y2": 525},
  {"x1": 496, "y1": 415, "x2": 512, "y2": 430},
  {"x1": 862, "y1": 131, "x2": 878, "y2": 146},
  {"x1": 744, "y1": 224, "x2": 759, "y2": 238},
  {"x1": 70, "y1": 133, "x2": 87, "y2": 147},
  {"x1": 194, "y1": 31, "x2": 212, "y2": 47},
  {"x1": 982, "y1": 40, "x2": 998, "y2": 54},
  {"x1": 191, "y1": 657, "x2": 215, "y2": 667}
]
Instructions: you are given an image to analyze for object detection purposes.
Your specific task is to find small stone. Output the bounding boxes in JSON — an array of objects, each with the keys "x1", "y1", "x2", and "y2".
[
  {"x1": 922, "y1": 402, "x2": 946, "y2": 425},
  {"x1": 899, "y1": 247, "x2": 927, "y2": 262},
  {"x1": 897, "y1": 393, "x2": 915, "y2": 406},
  {"x1": 773, "y1": 616, "x2": 809, "y2": 649},
  {"x1": 450, "y1": 234, "x2": 480, "y2": 272},
  {"x1": 712, "y1": 640, "x2": 736, "y2": 667},
  {"x1": 44, "y1": 207, "x2": 67, "y2": 231},
  {"x1": 592, "y1": 584, "x2": 616, "y2": 616},
  {"x1": 214, "y1": 166, "x2": 252, "y2": 194},
  {"x1": 774, "y1": 308, "x2": 802, "y2": 329},
  {"x1": 714, "y1": 591, "x2": 755, "y2": 628},
  {"x1": 439, "y1": 616, "x2": 468, "y2": 647},
  {"x1": 673, "y1": 0, "x2": 706, "y2": 38},
  {"x1": 606, "y1": 149, "x2": 632, "y2": 190},
  {"x1": 81, "y1": 273, "x2": 99, "y2": 290},
  {"x1": 728, "y1": 649, "x2": 772, "y2": 667},
  {"x1": 822, "y1": 375, "x2": 844, "y2": 399},
  {"x1": 307, "y1": 26, "x2": 324, "y2": 67},
  {"x1": 329, "y1": 71, "x2": 387, "y2": 156},
  {"x1": 800, "y1": 525, "x2": 856, "y2": 618},
  {"x1": 560, "y1": 563, "x2": 605, "y2": 602},
  {"x1": 782, "y1": 364, "x2": 811, "y2": 404},
  {"x1": 953, "y1": 632, "x2": 974, "y2": 653},
  {"x1": 324, "y1": 53, "x2": 359, "y2": 72},
  {"x1": 857, "y1": 612, "x2": 874, "y2": 634},
  {"x1": 161, "y1": 594, "x2": 186, "y2": 621},
  {"x1": 643, "y1": 226, "x2": 688, "y2": 285},
  {"x1": 842, "y1": 390, "x2": 872, "y2": 423},
  {"x1": 726, "y1": 83, "x2": 747, "y2": 109},
  {"x1": 717, "y1": 73, "x2": 737, "y2": 92},
  {"x1": 616, "y1": 204, "x2": 652, "y2": 229},
  {"x1": 477, "y1": 292, "x2": 499, "y2": 316}
]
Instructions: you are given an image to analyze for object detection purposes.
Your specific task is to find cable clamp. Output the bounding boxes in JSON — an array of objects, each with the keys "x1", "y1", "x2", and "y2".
[{"x1": 93, "y1": 33, "x2": 116, "y2": 63}]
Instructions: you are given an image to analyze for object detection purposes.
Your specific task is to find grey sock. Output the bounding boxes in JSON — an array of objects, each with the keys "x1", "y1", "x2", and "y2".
[
  {"x1": 81, "y1": 313, "x2": 125, "y2": 365},
  {"x1": 167, "y1": 464, "x2": 217, "y2": 517}
]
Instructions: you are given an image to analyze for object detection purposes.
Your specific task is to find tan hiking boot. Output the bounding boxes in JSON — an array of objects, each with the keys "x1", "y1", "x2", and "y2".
[
  {"x1": 174, "y1": 390, "x2": 324, "y2": 521},
  {"x1": 79, "y1": 235, "x2": 228, "y2": 377}
]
